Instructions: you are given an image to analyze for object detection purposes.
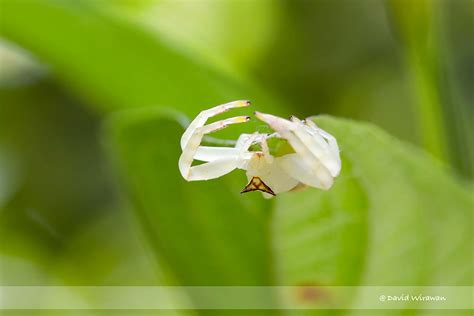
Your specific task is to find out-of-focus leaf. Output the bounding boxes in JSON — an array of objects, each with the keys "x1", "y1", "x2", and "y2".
[
  {"x1": 387, "y1": 0, "x2": 448, "y2": 163},
  {"x1": 273, "y1": 116, "x2": 472, "y2": 314},
  {"x1": 118, "y1": 0, "x2": 280, "y2": 76},
  {"x1": 105, "y1": 107, "x2": 276, "y2": 313},
  {"x1": 0, "y1": 147, "x2": 21, "y2": 208},
  {"x1": 273, "y1": 157, "x2": 368, "y2": 285},
  {"x1": 0, "y1": 0, "x2": 281, "y2": 115},
  {"x1": 52, "y1": 207, "x2": 159, "y2": 286},
  {"x1": 0, "y1": 39, "x2": 47, "y2": 87},
  {"x1": 0, "y1": 254, "x2": 49, "y2": 284},
  {"x1": 106, "y1": 108, "x2": 472, "y2": 314},
  {"x1": 0, "y1": 79, "x2": 170, "y2": 294},
  {"x1": 437, "y1": 0, "x2": 474, "y2": 178},
  {"x1": 253, "y1": 0, "x2": 396, "y2": 117},
  {"x1": 0, "y1": 81, "x2": 114, "y2": 263},
  {"x1": 105, "y1": 107, "x2": 272, "y2": 284}
]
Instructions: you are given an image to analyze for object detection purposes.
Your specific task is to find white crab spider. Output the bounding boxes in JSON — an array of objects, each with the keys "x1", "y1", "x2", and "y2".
[{"x1": 178, "y1": 100, "x2": 341, "y2": 197}]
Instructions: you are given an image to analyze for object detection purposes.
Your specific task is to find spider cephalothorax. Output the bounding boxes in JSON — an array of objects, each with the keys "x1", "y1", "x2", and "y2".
[{"x1": 178, "y1": 101, "x2": 341, "y2": 197}]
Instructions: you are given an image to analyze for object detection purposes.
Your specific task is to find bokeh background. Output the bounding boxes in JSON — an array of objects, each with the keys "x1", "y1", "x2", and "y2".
[{"x1": 0, "y1": 0, "x2": 472, "y2": 314}]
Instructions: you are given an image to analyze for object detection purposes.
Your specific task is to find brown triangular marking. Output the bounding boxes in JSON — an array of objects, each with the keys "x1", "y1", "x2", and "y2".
[{"x1": 240, "y1": 176, "x2": 276, "y2": 196}]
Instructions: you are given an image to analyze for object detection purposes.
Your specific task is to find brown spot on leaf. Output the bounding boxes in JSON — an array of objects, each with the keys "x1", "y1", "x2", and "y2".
[{"x1": 295, "y1": 283, "x2": 329, "y2": 304}]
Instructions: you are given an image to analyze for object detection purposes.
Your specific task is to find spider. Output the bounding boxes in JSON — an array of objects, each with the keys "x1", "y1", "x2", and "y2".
[{"x1": 178, "y1": 100, "x2": 341, "y2": 197}]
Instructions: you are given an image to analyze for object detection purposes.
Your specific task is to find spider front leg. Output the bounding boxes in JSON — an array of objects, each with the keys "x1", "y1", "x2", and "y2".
[
  {"x1": 254, "y1": 111, "x2": 339, "y2": 190},
  {"x1": 305, "y1": 119, "x2": 341, "y2": 168},
  {"x1": 295, "y1": 116, "x2": 341, "y2": 177},
  {"x1": 179, "y1": 101, "x2": 252, "y2": 181},
  {"x1": 180, "y1": 100, "x2": 250, "y2": 150}
]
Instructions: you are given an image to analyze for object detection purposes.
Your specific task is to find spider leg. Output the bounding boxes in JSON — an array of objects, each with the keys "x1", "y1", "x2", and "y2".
[
  {"x1": 180, "y1": 100, "x2": 250, "y2": 150},
  {"x1": 193, "y1": 133, "x2": 258, "y2": 164},
  {"x1": 293, "y1": 116, "x2": 341, "y2": 177},
  {"x1": 182, "y1": 154, "x2": 243, "y2": 181},
  {"x1": 194, "y1": 147, "x2": 245, "y2": 162},
  {"x1": 179, "y1": 115, "x2": 251, "y2": 181},
  {"x1": 259, "y1": 134, "x2": 274, "y2": 163},
  {"x1": 310, "y1": 123, "x2": 340, "y2": 158},
  {"x1": 277, "y1": 154, "x2": 330, "y2": 189},
  {"x1": 254, "y1": 111, "x2": 336, "y2": 190},
  {"x1": 235, "y1": 133, "x2": 255, "y2": 149},
  {"x1": 235, "y1": 132, "x2": 273, "y2": 163},
  {"x1": 303, "y1": 118, "x2": 339, "y2": 156}
]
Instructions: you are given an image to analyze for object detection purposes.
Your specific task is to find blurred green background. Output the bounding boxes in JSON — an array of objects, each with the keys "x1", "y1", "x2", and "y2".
[{"x1": 0, "y1": 0, "x2": 472, "y2": 315}]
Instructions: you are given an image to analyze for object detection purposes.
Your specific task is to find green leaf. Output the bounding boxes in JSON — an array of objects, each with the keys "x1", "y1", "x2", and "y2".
[
  {"x1": 105, "y1": 107, "x2": 273, "y2": 285},
  {"x1": 0, "y1": 0, "x2": 281, "y2": 115},
  {"x1": 128, "y1": 0, "x2": 280, "y2": 74},
  {"x1": 106, "y1": 110, "x2": 472, "y2": 313},
  {"x1": 273, "y1": 116, "x2": 472, "y2": 313},
  {"x1": 105, "y1": 107, "x2": 277, "y2": 312},
  {"x1": 273, "y1": 156, "x2": 368, "y2": 286},
  {"x1": 103, "y1": 109, "x2": 276, "y2": 285}
]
